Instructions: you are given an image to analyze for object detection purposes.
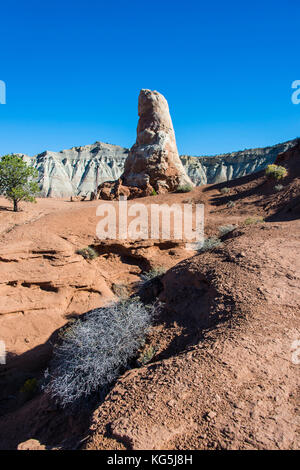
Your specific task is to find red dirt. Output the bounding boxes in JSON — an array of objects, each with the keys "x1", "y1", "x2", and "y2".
[{"x1": 0, "y1": 145, "x2": 299, "y2": 449}]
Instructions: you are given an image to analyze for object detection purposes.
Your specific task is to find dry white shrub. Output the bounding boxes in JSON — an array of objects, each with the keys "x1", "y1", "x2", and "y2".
[{"x1": 44, "y1": 298, "x2": 156, "y2": 407}]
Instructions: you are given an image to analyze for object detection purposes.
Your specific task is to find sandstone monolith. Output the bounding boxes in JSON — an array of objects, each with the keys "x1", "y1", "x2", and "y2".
[{"x1": 122, "y1": 89, "x2": 194, "y2": 194}]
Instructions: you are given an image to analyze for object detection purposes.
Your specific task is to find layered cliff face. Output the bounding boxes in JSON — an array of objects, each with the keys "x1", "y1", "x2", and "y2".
[
  {"x1": 20, "y1": 138, "x2": 298, "y2": 197},
  {"x1": 182, "y1": 139, "x2": 298, "y2": 186},
  {"x1": 21, "y1": 142, "x2": 128, "y2": 198}
]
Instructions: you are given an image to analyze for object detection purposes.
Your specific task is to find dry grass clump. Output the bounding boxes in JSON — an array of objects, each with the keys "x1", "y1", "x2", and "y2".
[
  {"x1": 76, "y1": 246, "x2": 98, "y2": 260},
  {"x1": 44, "y1": 298, "x2": 156, "y2": 407}
]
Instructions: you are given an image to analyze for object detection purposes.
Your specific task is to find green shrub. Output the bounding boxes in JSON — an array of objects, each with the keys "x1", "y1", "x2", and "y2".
[
  {"x1": 137, "y1": 345, "x2": 157, "y2": 366},
  {"x1": 219, "y1": 187, "x2": 230, "y2": 194},
  {"x1": 176, "y1": 184, "x2": 193, "y2": 193},
  {"x1": 140, "y1": 267, "x2": 167, "y2": 283},
  {"x1": 219, "y1": 224, "x2": 236, "y2": 236},
  {"x1": 111, "y1": 283, "x2": 129, "y2": 299},
  {"x1": 274, "y1": 184, "x2": 284, "y2": 192},
  {"x1": 265, "y1": 164, "x2": 287, "y2": 180},
  {"x1": 76, "y1": 246, "x2": 98, "y2": 260},
  {"x1": 44, "y1": 298, "x2": 156, "y2": 407},
  {"x1": 198, "y1": 236, "x2": 222, "y2": 252},
  {"x1": 0, "y1": 154, "x2": 40, "y2": 212},
  {"x1": 20, "y1": 378, "x2": 38, "y2": 396},
  {"x1": 151, "y1": 189, "x2": 157, "y2": 196}
]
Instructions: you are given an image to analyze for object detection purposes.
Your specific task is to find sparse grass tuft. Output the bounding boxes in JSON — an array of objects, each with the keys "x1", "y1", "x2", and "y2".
[
  {"x1": 198, "y1": 236, "x2": 222, "y2": 252},
  {"x1": 137, "y1": 345, "x2": 157, "y2": 366},
  {"x1": 265, "y1": 164, "x2": 288, "y2": 180},
  {"x1": 140, "y1": 267, "x2": 167, "y2": 283},
  {"x1": 219, "y1": 187, "x2": 230, "y2": 194},
  {"x1": 44, "y1": 298, "x2": 156, "y2": 407},
  {"x1": 20, "y1": 378, "x2": 38, "y2": 396},
  {"x1": 274, "y1": 184, "x2": 284, "y2": 192},
  {"x1": 219, "y1": 224, "x2": 236, "y2": 236},
  {"x1": 76, "y1": 246, "x2": 98, "y2": 260},
  {"x1": 111, "y1": 283, "x2": 129, "y2": 299},
  {"x1": 244, "y1": 216, "x2": 264, "y2": 225},
  {"x1": 227, "y1": 200, "x2": 235, "y2": 208}
]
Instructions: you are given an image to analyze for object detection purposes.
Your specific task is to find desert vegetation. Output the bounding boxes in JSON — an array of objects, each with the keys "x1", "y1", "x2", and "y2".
[
  {"x1": 44, "y1": 298, "x2": 156, "y2": 407},
  {"x1": 219, "y1": 187, "x2": 230, "y2": 194},
  {"x1": 111, "y1": 283, "x2": 129, "y2": 299},
  {"x1": 244, "y1": 216, "x2": 264, "y2": 225},
  {"x1": 219, "y1": 224, "x2": 236, "y2": 236},
  {"x1": 265, "y1": 164, "x2": 288, "y2": 180},
  {"x1": 137, "y1": 344, "x2": 157, "y2": 366},
  {"x1": 199, "y1": 236, "x2": 222, "y2": 252},
  {"x1": 140, "y1": 266, "x2": 167, "y2": 283},
  {"x1": 0, "y1": 154, "x2": 40, "y2": 211},
  {"x1": 176, "y1": 184, "x2": 193, "y2": 193}
]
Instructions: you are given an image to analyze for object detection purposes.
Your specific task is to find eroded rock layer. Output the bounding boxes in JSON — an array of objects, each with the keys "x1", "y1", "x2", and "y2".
[{"x1": 19, "y1": 138, "x2": 298, "y2": 198}]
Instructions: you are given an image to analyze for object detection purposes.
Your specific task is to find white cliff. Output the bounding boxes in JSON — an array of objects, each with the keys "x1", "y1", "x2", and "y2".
[
  {"x1": 182, "y1": 139, "x2": 298, "y2": 185},
  {"x1": 18, "y1": 138, "x2": 298, "y2": 197}
]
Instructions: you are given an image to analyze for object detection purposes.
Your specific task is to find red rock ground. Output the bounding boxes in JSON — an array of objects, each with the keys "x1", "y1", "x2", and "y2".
[{"x1": 0, "y1": 145, "x2": 299, "y2": 450}]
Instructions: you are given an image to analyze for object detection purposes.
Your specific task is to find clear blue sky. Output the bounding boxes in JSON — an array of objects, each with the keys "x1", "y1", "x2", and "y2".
[{"x1": 0, "y1": 0, "x2": 299, "y2": 157}]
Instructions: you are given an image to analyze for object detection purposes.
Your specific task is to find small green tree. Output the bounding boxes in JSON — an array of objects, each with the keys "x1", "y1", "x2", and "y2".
[{"x1": 0, "y1": 154, "x2": 40, "y2": 212}]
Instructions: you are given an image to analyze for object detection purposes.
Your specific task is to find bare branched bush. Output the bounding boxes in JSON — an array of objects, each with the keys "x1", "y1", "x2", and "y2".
[{"x1": 44, "y1": 298, "x2": 156, "y2": 407}]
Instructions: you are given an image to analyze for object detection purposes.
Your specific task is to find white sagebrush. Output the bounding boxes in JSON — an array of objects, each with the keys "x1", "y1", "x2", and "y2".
[
  {"x1": 219, "y1": 224, "x2": 236, "y2": 236},
  {"x1": 44, "y1": 298, "x2": 155, "y2": 407}
]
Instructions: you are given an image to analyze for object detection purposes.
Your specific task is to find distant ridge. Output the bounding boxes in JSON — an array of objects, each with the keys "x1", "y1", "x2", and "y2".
[{"x1": 18, "y1": 138, "x2": 299, "y2": 197}]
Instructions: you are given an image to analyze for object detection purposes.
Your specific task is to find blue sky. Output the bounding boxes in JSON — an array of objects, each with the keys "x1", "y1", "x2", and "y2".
[{"x1": 0, "y1": 0, "x2": 299, "y2": 156}]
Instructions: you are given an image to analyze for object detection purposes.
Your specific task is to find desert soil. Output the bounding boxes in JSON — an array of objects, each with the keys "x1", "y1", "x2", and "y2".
[{"x1": 0, "y1": 160, "x2": 299, "y2": 450}]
